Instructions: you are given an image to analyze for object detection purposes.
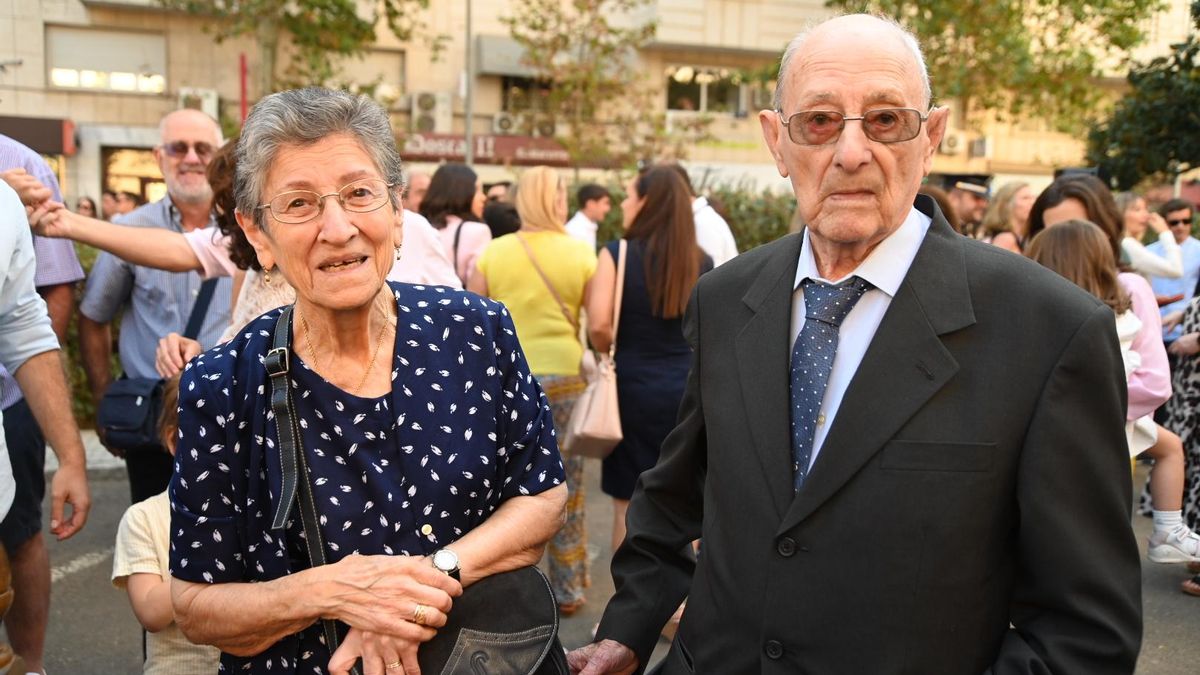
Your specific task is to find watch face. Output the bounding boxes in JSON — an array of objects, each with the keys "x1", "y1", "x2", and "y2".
[{"x1": 433, "y1": 549, "x2": 458, "y2": 571}]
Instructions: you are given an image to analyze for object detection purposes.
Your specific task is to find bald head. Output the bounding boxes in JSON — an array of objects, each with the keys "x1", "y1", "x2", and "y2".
[
  {"x1": 159, "y1": 108, "x2": 223, "y2": 145},
  {"x1": 772, "y1": 14, "x2": 930, "y2": 112}
]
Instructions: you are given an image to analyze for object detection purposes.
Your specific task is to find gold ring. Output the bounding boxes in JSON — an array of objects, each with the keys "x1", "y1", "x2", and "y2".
[
  {"x1": 385, "y1": 660, "x2": 403, "y2": 670},
  {"x1": 412, "y1": 603, "x2": 429, "y2": 626}
]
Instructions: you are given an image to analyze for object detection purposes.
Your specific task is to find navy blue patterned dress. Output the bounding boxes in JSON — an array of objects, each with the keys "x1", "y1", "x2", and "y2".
[{"x1": 169, "y1": 282, "x2": 565, "y2": 674}]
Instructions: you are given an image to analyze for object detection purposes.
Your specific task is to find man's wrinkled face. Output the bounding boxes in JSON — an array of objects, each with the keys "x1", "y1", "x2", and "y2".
[
  {"x1": 155, "y1": 110, "x2": 221, "y2": 206},
  {"x1": 759, "y1": 18, "x2": 947, "y2": 253}
]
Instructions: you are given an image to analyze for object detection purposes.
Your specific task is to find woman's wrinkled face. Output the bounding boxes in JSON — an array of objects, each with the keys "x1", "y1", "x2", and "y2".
[
  {"x1": 621, "y1": 179, "x2": 643, "y2": 230},
  {"x1": 1123, "y1": 197, "x2": 1150, "y2": 237},
  {"x1": 237, "y1": 133, "x2": 400, "y2": 313}
]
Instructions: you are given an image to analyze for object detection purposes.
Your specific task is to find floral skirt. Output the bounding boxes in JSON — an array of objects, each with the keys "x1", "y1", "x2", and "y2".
[{"x1": 538, "y1": 374, "x2": 589, "y2": 606}]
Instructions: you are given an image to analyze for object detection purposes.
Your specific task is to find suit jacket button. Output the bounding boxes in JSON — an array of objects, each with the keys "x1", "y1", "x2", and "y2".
[
  {"x1": 777, "y1": 537, "x2": 797, "y2": 557},
  {"x1": 764, "y1": 640, "x2": 784, "y2": 659}
]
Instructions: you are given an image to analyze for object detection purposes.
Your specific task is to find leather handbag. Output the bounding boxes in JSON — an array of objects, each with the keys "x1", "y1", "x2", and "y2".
[
  {"x1": 266, "y1": 307, "x2": 568, "y2": 675},
  {"x1": 563, "y1": 240, "x2": 627, "y2": 459},
  {"x1": 97, "y1": 278, "x2": 217, "y2": 451}
]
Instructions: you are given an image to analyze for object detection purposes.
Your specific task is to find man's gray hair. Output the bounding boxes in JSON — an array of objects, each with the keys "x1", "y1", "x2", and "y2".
[
  {"x1": 235, "y1": 87, "x2": 405, "y2": 228},
  {"x1": 771, "y1": 14, "x2": 932, "y2": 112}
]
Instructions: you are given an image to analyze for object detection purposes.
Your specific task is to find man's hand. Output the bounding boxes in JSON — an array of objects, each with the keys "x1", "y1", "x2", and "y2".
[
  {"x1": 1169, "y1": 332, "x2": 1200, "y2": 357},
  {"x1": 48, "y1": 459, "x2": 90, "y2": 540},
  {"x1": 0, "y1": 168, "x2": 52, "y2": 206},
  {"x1": 156, "y1": 332, "x2": 203, "y2": 378},
  {"x1": 567, "y1": 640, "x2": 639, "y2": 675}
]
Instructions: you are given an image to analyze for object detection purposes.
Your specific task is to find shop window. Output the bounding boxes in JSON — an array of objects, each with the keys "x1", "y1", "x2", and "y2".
[
  {"x1": 501, "y1": 76, "x2": 552, "y2": 114},
  {"x1": 46, "y1": 26, "x2": 166, "y2": 94}
]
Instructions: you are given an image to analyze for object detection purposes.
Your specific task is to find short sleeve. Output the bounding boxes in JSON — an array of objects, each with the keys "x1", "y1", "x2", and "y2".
[
  {"x1": 492, "y1": 306, "x2": 565, "y2": 499},
  {"x1": 79, "y1": 250, "x2": 134, "y2": 323},
  {"x1": 112, "y1": 502, "x2": 163, "y2": 588},
  {"x1": 183, "y1": 227, "x2": 237, "y2": 280},
  {"x1": 169, "y1": 358, "x2": 246, "y2": 584}
]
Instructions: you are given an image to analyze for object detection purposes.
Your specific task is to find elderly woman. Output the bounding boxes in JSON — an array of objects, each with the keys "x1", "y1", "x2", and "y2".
[{"x1": 167, "y1": 88, "x2": 567, "y2": 675}]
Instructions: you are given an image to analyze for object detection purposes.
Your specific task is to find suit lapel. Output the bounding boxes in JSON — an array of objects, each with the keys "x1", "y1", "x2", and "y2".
[
  {"x1": 779, "y1": 202, "x2": 976, "y2": 533},
  {"x1": 735, "y1": 233, "x2": 805, "y2": 520}
]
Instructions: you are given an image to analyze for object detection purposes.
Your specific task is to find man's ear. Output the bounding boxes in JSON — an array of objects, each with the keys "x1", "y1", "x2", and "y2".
[
  {"x1": 235, "y1": 208, "x2": 275, "y2": 272},
  {"x1": 922, "y1": 106, "x2": 951, "y2": 174},
  {"x1": 758, "y1": 110, "x2": 790, "y2": 178}
]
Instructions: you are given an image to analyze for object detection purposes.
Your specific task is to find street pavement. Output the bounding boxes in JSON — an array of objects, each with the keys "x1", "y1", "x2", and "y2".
[{"x1": 3, "y1": 438, "x2": 1197, "y2": 673}]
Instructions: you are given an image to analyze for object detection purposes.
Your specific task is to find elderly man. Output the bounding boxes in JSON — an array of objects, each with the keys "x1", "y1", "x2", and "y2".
[
  {"x1": 569, "y1": 14, "x2": 1140, "y2": 675},
  {"x1": 80, "y1": 109, "x2": 232, "y2": 504}
]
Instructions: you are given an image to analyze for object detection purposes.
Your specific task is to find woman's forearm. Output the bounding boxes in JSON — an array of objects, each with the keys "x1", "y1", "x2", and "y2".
[
  {"x1": 172, "y1": 569, "x2": 325, "y2": 656},
  {"x1": 63, "y1": 211, "x2": 203, "y2": 272},
  {"x1": 449, "y1": 485, "x2": 568, "y2": 586}
]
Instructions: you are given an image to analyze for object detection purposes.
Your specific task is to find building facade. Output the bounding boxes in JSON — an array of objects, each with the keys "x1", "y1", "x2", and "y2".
[{"x1": 0, "y1": 0, "x2": 1193, "y2": 201}]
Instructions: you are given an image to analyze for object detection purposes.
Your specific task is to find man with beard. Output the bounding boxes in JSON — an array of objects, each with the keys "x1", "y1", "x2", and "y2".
[{"x1": 80, "y1": 109, "x2": 232, "y2": 503}]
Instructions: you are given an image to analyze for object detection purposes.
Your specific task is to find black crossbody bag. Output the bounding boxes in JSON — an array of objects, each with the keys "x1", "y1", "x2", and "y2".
[
  {"x1": 265, "y1": 306, "x2": 568, "y2": 675},
  {"x1": 97, "y1": 278, "x2": 218, "y2": 452}
]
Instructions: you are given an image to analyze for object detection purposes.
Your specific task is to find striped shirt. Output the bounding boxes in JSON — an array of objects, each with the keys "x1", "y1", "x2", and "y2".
[
  {"x1": 80, "y1": 196, "x2": 232, "y2": 379},
  {"x1": 0, "y1": 134, "x2": 86, "y2": 409}
]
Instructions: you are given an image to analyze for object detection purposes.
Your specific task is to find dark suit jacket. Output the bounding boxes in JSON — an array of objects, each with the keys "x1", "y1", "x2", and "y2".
[{"x1": 595, "y1": 196, "x2": 1142, "y2": 674}]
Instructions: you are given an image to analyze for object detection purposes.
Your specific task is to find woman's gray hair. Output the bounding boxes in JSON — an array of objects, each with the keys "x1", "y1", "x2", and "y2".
[
  {"x1": 235, "y1": 87, "x2": 405, "y2": 228},
  {"x1": 771, "y1": 14, "x2": 932, "y2": 112}
]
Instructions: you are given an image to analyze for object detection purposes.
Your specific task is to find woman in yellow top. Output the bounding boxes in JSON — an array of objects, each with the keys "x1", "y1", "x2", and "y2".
[{"x1": 470, "y1": 166, "x2": 597, "y2": 614}]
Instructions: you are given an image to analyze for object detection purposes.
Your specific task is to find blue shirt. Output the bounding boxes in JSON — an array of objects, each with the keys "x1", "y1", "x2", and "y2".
[
  {"x1": 0, "y1": 133, "x2": 86, "y2": 409},
  {"x1": 79, "y1": 195, "x2": 231, "y2": 378},
  {"x1": 1148, "y1": 236, "x2": 1200, "y2": 341},
  {"x1": 169, "y1": 282, "x2": 565, "y2": 674}
]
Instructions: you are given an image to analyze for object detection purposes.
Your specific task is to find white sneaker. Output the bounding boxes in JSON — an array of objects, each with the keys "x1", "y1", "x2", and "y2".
[{"x1": 1148, "y1": 527, "x2": 1200, "y2": 563}]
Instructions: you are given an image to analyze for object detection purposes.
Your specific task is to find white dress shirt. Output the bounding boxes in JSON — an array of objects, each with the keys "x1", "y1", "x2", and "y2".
[
  {"x1": 693, "y1": 196, "x2": 739, "y2": 266},
  {"x1": 790, "y1": 207, "x2": 931, "y2": 471},
  {"x1": 564, "y1": 210, "x2": 598, "y2": 250}
]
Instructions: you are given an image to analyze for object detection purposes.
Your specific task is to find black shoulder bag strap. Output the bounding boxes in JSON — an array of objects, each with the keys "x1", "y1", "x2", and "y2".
[
  {"x1": 265, "y1": 307, "x2": 360, "y2": 675},
  {"x1": 182, "y1": 278, "x2": 219, "y2": 341}
]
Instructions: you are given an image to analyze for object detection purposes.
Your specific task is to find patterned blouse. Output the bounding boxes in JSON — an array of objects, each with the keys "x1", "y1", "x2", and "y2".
[{"x1": 169, "y1": 282, "x2": 566, "y2": 674}]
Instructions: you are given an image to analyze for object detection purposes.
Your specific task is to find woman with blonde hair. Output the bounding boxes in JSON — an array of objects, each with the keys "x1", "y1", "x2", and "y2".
[
  {"x1": 1115, "y1": 191, "x2": 1182, "y2": 279},
  {"x1": 470, "y1": 166, "x2": 597, "y2": 614},
  {"x1": 978, "y1": 182, "x2": 1034, "y2": 252}
]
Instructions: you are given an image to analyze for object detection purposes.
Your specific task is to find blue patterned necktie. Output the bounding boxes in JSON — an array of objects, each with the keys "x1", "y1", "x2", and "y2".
[{"x1": 790, "y1": 276, "x2": 873, "y2": 491}]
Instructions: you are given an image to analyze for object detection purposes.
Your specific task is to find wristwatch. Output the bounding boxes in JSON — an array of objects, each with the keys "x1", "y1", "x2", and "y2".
[{"x1": 431, "y1": 548, "x2": 461, "y2": 581}]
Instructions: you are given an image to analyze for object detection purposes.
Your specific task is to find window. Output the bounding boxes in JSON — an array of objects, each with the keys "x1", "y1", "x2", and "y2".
[
  {"x1": 343, "y1": 50, "x2": 405, "y2": 106},
  {"x1": 664, "y1": 66, "x2": 771, "y2": 116},
  {"x1": 46, "y1": 26, "x2": 166, "y2": 94},
  {"x1": 501, "y1": 76, "x2": 551, "y2": 114}
]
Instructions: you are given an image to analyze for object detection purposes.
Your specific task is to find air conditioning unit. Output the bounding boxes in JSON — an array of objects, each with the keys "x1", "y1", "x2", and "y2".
[
  {"x1": 492, "y1": 111, "x2": 524, "y2": 135},
  {"x1": 410, "y1": 91, "x2": 452, "y2": 133},
  {"x1": 939, "y1": 131, "x2": 967, "y2": 156},
  {"x1": 531, "y1": 115, "x2": 557, "y2": 138},
  {"x1": 178, "y1": 87, "x2": 219, "y2": 119}
]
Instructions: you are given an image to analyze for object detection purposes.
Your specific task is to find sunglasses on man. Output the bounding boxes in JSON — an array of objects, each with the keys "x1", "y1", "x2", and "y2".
[
  {"x1": 1167, "y1": 218, "x2": 1193, "y2": 227},
  {"x1": 160, "y1": 141, "x2": 215, "y2": 161}
]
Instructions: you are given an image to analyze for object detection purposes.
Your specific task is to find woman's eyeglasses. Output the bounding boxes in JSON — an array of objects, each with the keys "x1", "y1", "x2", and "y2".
[{"x1": 257, "y1": 178, "x2": 395, "y2": 224}]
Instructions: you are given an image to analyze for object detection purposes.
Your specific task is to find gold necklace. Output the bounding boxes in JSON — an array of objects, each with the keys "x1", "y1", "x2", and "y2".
[{"x1": 297, "y1": 300, "x2": 392, "y2": 396}]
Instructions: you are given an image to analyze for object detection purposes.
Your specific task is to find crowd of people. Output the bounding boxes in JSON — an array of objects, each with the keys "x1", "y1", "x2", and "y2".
[{"x1": 0, "y1": 10, "x2": 1197, "y2": 675}]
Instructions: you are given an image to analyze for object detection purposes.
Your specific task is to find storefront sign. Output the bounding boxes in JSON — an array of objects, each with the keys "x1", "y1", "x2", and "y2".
[{"x1": 401, "y1": 133, "x2": 571, "y2": 167}]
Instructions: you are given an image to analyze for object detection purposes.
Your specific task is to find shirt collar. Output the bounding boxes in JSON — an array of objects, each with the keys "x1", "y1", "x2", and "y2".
[{"x1": 793, "y1": 205, "x2": 932, "y2": 297}]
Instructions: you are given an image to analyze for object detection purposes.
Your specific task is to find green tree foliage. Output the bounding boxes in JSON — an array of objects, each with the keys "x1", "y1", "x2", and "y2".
[
  {"x1": 503, "y1": 0, "x2": 714, "y2": 175},
  {"x1": 159, "y1": 0, "x2": 440, "y2": 94},
  {"x1": 828, "y1": 0, "x2": 1162, "y2": 128},
  {"x1": 1087, "y1": 2, "x2": 1200, "y2": 189}
]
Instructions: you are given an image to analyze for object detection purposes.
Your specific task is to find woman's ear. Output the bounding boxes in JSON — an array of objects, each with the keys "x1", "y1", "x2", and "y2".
[
  {"x1": 235, "y1": 208, "x2": 276, "y2": 272},
  {"x1": 394, "y1": 209, "x2": 405, "y2": 250}
]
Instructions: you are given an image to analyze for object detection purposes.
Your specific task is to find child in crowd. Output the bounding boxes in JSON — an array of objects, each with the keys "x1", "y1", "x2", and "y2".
[
  {"x1": 1028, "y1": 220, "x2": 1200, "y2": 564},
  {"x1": 111, "y1": 376, "x2": 219, "y2": 674}
]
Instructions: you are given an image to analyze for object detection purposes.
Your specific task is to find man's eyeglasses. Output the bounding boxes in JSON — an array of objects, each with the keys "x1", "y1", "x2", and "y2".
[
  {"x1": 776, "y1": 108, "x2": 929, "y2": 146},
  {"x1": 1167, "y1": 218, "x2": 1193, "y2": 227},
  {"x1": 161, "y1": 141, "x2": 215, "y2": 161},
  {"x1": 257, "y1": 177, "x2": 395, "y2": 224}
]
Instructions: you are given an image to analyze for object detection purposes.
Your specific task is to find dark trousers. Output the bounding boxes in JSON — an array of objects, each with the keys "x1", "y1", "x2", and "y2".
[{"x1": 125, "y1": 446, "x2": 173, "y2": 504}]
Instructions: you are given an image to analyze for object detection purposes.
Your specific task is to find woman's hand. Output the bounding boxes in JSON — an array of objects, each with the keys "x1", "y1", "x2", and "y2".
[
  {"x1": 156, "y1": 332, "x2": 204, "y2": 378},
  {"x1": 25, "y1": 200, "x2": 73, "y2": 239},
  {"x1": 329, "y1": 627, "x2": 426, "y2": 675},
  {"x1": 1149, "y1": 212, "x2": 1169, "y2": 234},
  {"x1": 325, "y1": 554, "x2": 461, "y2": 637},
  {"x1": 1169, "y1": 333, "x2": 1200, "y2": 357},
  {"x1": 1163, "y1": 310, "x2": 1186, "y2": 332}
]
